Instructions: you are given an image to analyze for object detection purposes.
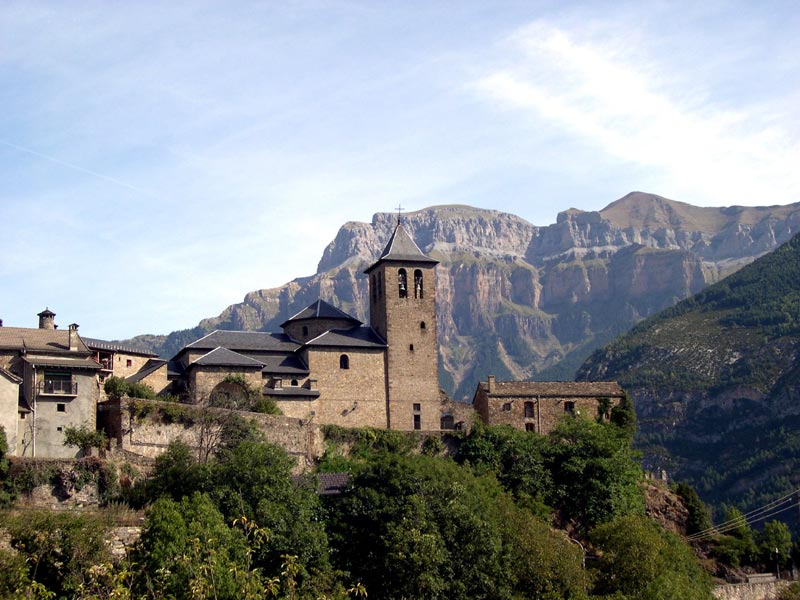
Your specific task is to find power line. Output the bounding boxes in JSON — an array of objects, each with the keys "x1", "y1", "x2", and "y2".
[{"x1": 687, "y1": 489, "x2": 800, "y2": 542}]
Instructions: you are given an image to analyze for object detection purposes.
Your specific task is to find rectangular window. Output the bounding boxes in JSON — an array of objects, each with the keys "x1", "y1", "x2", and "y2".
[
  {"x1": 126, "y1": 359, "x2": 133, "y2": 367},
  {"x1": 57, "y1": 403, "x2": 66, "y2": 412},
  {"x1": 502, "y1": 402, "x2": 512, "y2": 412},
  {"x1": 57, "y1": 427, "x2": 63, "y2": 432},
  {"x1": 564, "y1": 401, "x2": 576, "y2": 415},
  {"x1": 525, "y1": 423, "x2": 535, "y2": 432},
  {"x1": 413, "y1": 414, "x2": 421, "y2": 430},
  {"x1": 20, "y1": 413, "x2": 26, "y2": 420},
  {"x1": 413, "y1": 403, "x2": 421, "y2": 412}
]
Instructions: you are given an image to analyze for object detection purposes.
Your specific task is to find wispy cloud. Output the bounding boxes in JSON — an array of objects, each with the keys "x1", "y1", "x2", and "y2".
[{"x1": 475, "y1": 20, "x2": 800, "y2": 205}]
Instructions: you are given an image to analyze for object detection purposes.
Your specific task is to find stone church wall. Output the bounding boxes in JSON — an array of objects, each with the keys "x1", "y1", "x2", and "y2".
[{"x1": 305, "y1": 347, "x2": 388, "y2": 428}]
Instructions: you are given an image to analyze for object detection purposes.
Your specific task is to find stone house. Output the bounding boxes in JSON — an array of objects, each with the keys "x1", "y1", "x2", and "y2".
[
  {"x1": 0, "y1": 309, "x2": 102, "y2": 458},
  {"x1": 152, "y1": 222, "x2": 443, "y2": 430},
  {"x1": 83, "y1": 338, "x2": 159, "y2": 385},
  {"x1": 472, "y1": 376, "x2": 626, "y2": 435}
]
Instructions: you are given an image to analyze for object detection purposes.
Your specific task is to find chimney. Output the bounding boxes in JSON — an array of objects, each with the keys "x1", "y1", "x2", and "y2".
[
  {"x1": 487, "y1": 375, "x2": 495, "y2": 393},
  {"x1": 38, "y1": 308, "x2": 56, "y2": 330},
  {"x1": 68, "y1": 323, "x2": 79, "y2": 351}
]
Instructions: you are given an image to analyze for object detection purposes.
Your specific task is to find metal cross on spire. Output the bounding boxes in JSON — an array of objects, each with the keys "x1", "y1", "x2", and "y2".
[{"x1": 395, "y1": 204, "x2": 405, "y2": 224}]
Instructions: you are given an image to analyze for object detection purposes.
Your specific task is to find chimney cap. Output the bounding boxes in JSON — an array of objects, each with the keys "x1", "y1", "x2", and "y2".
[
  {"x1": 68, "y1": 323, "x2": 79, "y2": 330},
  {"x1": 38, "y1": 307, "x2": 56, "y2": 317}
]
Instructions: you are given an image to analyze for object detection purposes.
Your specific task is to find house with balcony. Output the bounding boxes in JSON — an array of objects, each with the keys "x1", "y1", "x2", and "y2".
[
  {"x1": 83, "y1": 337, "x2": 159, "y2": 385},
  {"x1": 0, "y1": 309, "x2": 102, "y2": 458}
]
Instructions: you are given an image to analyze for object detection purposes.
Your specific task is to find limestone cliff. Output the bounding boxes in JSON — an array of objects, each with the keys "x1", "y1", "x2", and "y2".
[{"x1": 128, "y1": 193, "x2": 800, "y2": 401}]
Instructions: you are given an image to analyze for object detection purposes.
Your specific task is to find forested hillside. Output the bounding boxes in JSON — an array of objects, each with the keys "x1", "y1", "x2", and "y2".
[{"x1": 578, "y1": 233, "x2": 800, "y2": 517}]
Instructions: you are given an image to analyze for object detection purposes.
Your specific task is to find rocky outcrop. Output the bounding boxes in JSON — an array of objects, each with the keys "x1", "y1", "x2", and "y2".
[{"x1": 127, "y1": 193, "x2": 800, "y2": 400}]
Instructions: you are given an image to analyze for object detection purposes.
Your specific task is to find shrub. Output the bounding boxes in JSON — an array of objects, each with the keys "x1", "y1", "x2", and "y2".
[
  {"x1": 63, "y1": 424, "x2": 108, "y2": 453},
  {"x1": 252, "y1": 396, "x2": 281, "y2": 415},
  {"x1": 104, "y1": 376, "x2": 155, "y2": 399}
]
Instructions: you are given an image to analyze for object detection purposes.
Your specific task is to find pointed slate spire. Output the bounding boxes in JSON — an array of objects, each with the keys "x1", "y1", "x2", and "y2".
[{"x1": 365, "y1": 222, "x2": 438, "y2": 274}]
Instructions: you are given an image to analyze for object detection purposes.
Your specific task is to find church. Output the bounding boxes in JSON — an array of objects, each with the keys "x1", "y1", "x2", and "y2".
[{"x1": 149, "y1": 221, "x2": 443, "y2": 431}]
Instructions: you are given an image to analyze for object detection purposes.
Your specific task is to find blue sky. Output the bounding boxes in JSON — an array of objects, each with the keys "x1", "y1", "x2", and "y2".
[{"x1": 2, "y1": 1, "x2": 799, "y2": 339}]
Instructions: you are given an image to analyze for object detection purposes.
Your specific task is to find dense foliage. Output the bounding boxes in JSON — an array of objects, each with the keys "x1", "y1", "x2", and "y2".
[
  {"x1": 105, "y1": 376, "x2": 156, "y2": 400},
  {"x1": 328, "y1": 452, "x2": 589, "y2": 600},
  {"x1": 457, "y1": 408, "x2": 643, "y2": 529},
  {"x1": 591, "y1": 514, "x2": 714, "y2": 599},
  {"x1": 0, "y1": 411, "x2": 726, "y2": 599}
]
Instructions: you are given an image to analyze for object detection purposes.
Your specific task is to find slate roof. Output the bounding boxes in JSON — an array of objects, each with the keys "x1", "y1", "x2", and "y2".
[
  {"x1": 317, "y1": 472, "x2": 351, "y2": 496},
  {"x1": 23, "y1": 356, "x2": 102, "y2": 370},
  {"x1": 252, "y1": 354, "x2": 309, "y2": 375},
  {"x1": 190, "y1": 347, "x2": 266, "y2": 368},
  {"x1": 83, "y1": 338, "x2": 157, "y2": 357},
  {"x1": 478, "y1": 380, "x2": 625, "y2": 398},
  {"x1": 281, "y1": 299, "x2": 361, "y2": 328},
  {"x1": 291, "y1": 473, "x2": 351, "y2": 496},
  {"x1": 186, "y1": 331, "x2": 299, "y2": 353},
  {"x1": 365, "y1": 223, "x2": 438, "y2": 274},
  {"x1": 0, "y1": 367, "x2": 22, "y2": 384},
  {"x1": 126, "y1": 359, "x2": 168, "y2": 383},
  {"x1": 0, "y1": 327, "x2": 91, "y2": 354},
  {"x1": 306, "y1": 326, "x2": 387, "y2": 349}
]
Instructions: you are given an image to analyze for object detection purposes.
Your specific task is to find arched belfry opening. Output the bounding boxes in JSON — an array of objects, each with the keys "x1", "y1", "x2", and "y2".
[
  {"x1": 398, "y1": 268, "x2": 408, "y2": 298},
  {"x1": 414, "y1": 269, "x2": 423, "y2": 299}
]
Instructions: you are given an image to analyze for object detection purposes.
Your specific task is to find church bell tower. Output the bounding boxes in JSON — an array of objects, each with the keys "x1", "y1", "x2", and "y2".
[{"x1": 365, "y1": 220, "x2": 440, "y2": 430}]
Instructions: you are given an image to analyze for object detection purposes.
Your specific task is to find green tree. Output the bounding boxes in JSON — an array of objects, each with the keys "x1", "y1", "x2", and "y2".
[
  {"x1": 711, "y1": 506, "x2": 758, "y2": 568},
  {"x1": 329, "y1": 453, "x2": 588, "y2": 600},
  {"x1": 458, "y1": 423, "x2": 553, "y2": 506},
  {"x1": 132, "y1": 493, "x2": 247, "y2": 599},
  {"x1": 63, "y1": 423, "x2": 108, "y2": 455},
  {"x1": 209, "y1": 440, "x2": 331, "y2": 580},
  {"x1": 5, "y1": 511, "x2": 111, "y2": 597},
  {"x1": 543, "y1": 417, "x2": 644, "y2": 529},
  {"x1": 757, "y1": 520, "x2": 793, "y2": 569},
  {"x1": 675, "y1": 482, "x2": 713, "y2": 536},
  {"x1": 591, "y1": 514, "x2": 714, "y2": 599},
  {"x1": 610, "y1": 394, "x2": 637, "y2": 438}
]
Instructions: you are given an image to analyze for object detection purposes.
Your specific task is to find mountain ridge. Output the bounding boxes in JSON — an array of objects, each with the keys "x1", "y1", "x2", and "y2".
[{"x1": 120, "y1": 192, "x2": 800, "y2": 400}]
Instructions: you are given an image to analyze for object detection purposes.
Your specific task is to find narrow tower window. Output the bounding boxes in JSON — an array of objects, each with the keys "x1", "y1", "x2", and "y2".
[
  {"x1": 524, "y1": 401, "x2": 534, "y2": 418},
  {"x1": 420, "y1": 321, "x2": 426, "y2": 330},
  {"x1": 398, "y1": 268, "x2": 408, "y2": 298},
  {"x1": 339, "y1": 354, "x2": 350, "y2": 370},
  {"x1": 414, "y1": 269, "x2": 423, "y2": 299},
  {"x1": 302, "y1": 325, "x2": 309, "y2": 337}
]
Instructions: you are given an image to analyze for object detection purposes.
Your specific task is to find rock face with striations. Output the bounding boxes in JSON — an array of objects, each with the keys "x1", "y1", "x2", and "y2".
[{"x1": 128, "y1": 192, "x2": 800, "y2": 401}]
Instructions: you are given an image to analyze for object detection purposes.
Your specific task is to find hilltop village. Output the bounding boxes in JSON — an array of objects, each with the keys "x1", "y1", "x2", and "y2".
[{"x1": 0, "y1": 222, "x2": 623, "y2": 460}]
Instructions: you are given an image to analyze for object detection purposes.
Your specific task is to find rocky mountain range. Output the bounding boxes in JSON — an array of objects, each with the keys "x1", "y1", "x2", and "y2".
[{"x1": 127, "y1": 192, "x2": 800, "y2": 401}]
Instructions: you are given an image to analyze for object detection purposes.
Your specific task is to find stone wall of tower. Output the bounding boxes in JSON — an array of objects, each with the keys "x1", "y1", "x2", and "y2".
[{"x1": 371, "y1": 263, "x2": 440, "y2": 430}]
